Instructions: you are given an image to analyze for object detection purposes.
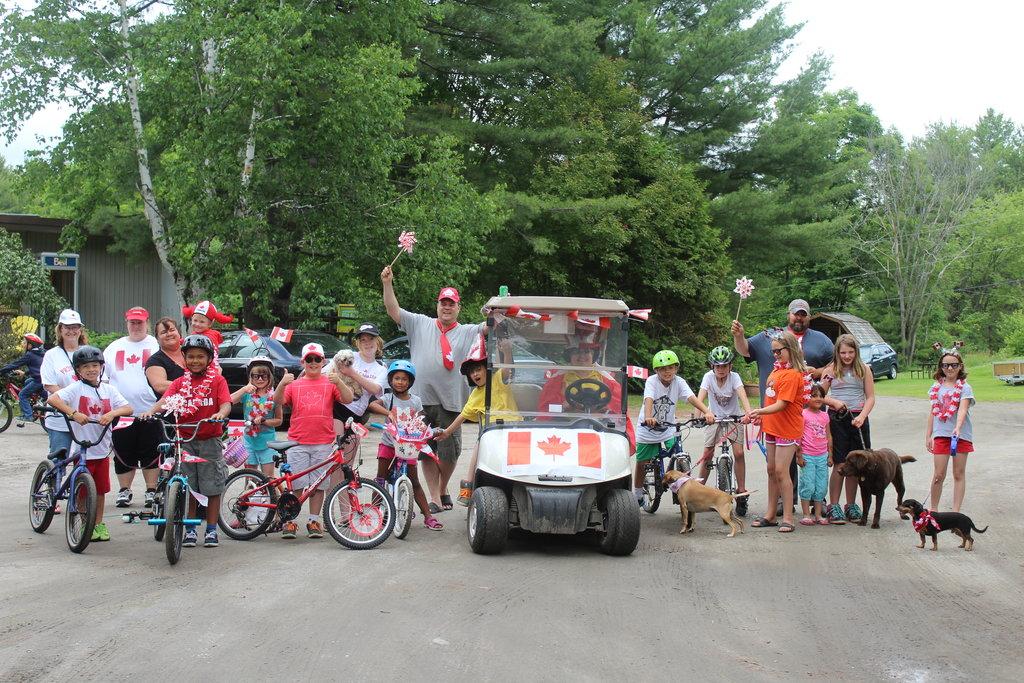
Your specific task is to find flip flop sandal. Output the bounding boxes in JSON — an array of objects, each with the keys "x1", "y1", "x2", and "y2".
[
  {"x1": 799, "y1": 517, "x2": 816, "y2": 526},
  {"x1": 817, "y1": 518, "x2": 830, "y2": 525},
  {"x1": 778, "y1": 522, "x2": 796, "y2": 533},
  {"x1": 751, "y1": 517, "x2": 778, "y2": 528},
  {"x1": 441, "y1": 495, "x2": 453, "y2": 511},
  {"x1": 424, "y1": 516, "x2": 443, "y2": 530},
  {"x1": 428, "y1": 502, "x2": 442, "y2": 514}
]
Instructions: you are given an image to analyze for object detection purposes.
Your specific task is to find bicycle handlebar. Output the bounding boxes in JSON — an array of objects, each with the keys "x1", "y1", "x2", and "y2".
[
  {"x1": 146, "y1": 414, "x2": 229, "y2": 442},
  {"x1": 37, "y1": 405, "x2": 113, "y2": 448}
]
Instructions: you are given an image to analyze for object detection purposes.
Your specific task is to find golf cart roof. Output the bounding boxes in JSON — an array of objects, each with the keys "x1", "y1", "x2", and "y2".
[{"x1": 483, "y1": 296, "x2": 629, "y2": 315}]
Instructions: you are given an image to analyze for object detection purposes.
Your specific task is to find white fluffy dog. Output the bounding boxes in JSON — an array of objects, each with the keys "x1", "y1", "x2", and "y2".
[{"x1": 330, "y1": 349, "x2": 363, "y2": 399}]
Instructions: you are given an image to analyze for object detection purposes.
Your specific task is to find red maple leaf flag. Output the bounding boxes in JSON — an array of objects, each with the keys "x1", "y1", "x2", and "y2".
[
  {"x1": 270, "y1": 326, "x2": 293, "y2": 342},
  {"x1": 626, "y1": 365, "x2": 649, "y2": 379},
  {"x1": 244, "y1": 328, "x2": 261, "y2": 344},
  {"x1": 506, "y1": 305, "x2": 551, "y2": 322},
  {"x1": 227, "y1": 420, "x2": 245, "y2": 438},
  {"x1": 566, "y1": 311, "x2": 611, "y2": 329},
  {"x1": 505, "y1": 430, "x2": 603, "y2": 472}
]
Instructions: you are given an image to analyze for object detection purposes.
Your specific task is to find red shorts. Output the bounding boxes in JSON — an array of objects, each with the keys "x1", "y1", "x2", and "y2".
[
  {"x1": 931, "y1": 437, "x2": 974, "y2": 455},
  {"x1": 85, "y1": 457, "x2": 111, "y2": 495}
]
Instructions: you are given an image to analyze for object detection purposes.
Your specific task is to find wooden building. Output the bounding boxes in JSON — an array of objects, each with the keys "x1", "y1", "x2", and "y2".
[{"x1": 1, "y1": 213, "x2": 178, "y2": 336}]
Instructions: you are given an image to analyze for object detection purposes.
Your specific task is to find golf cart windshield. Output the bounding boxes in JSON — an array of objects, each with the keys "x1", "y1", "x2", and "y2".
[{"x1": 483, "y1": 302, "x2": 629, "y2": 432}]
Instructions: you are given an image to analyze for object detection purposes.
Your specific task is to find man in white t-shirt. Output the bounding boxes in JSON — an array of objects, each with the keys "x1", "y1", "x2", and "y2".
[
  {"x1": 103, "y1": 307, "x2": 161, "y2": 509},
  {"x1": 696, "y1": 346, "x2": 754, "y2": 515}
]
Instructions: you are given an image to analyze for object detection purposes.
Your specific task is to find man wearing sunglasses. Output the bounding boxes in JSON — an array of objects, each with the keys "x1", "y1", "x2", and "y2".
[
  {"x1": 732, "y1": 299, "x2": 834, "y2": 515},
  {"x1": 273, "y1": 343, "x2": 354, "y2": 539}
]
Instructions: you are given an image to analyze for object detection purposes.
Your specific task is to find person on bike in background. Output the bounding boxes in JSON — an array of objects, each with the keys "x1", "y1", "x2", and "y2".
[
  {"x1": 696, "y1": 346, "x2": 754, "y2": 516},
  {"x1": 633, "y1": 350, "x2": 715, "y2": 505},
  {"x1": 1, "y1": 333, "x2": 47, "y2": 423}
]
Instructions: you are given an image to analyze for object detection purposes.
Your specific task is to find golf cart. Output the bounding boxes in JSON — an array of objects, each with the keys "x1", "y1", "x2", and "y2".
[{"x1": 466, "y1": 296, "x2": 640, "y2": 556}]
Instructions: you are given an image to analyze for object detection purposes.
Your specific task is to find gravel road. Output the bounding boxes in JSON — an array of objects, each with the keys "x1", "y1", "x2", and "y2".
[{"x1": 1, "y1": 396, "x2": 1020, "y2": 681}]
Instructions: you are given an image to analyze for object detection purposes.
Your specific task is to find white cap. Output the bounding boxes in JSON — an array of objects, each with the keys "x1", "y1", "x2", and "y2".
[
  {"x1": 301, "y1": 343, "x2": 325, "y2": 360},
  {"x1": 58, "y1": 309, "x2": 83, "y2": 326}
]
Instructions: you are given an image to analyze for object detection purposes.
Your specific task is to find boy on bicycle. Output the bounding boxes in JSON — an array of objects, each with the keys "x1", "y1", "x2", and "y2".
[
  {"x1": 47, "y1": 346, "x2": 133, "y2": 542},
  {"x1": 1, "y1": 333, "x2": 47, "y2": 423},
  {"x1": 634, "y1": 350, "x2": 715, "y2": 504},
  {"x1": 697, "y1": 346, "x2": 753, "y2": 516},
  {"x1": 273, "y1": 342, "x2": 354, "y2": 539},
  {"x1": 142, "y1": 335, "x2": 232, "y2": 547}
]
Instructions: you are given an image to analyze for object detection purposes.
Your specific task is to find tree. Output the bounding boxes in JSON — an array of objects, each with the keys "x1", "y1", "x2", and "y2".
[
  {"x1": 850, "y1": 126, "x2": 988, "y2": 363},
  {"x1": 0, "y1": 156, "x2": 31, "y2": 212},
  {"x1": 2, "y1": 1, "x2": 502, "y2": 325},
  {"x1": 0, "y1": 229, "x2": 66, "y2": 318}
]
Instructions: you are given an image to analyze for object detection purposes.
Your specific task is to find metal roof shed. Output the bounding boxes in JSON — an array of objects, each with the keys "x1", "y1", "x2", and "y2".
[{"x1": 809, "y1": 312, "x2": 885, "y2": 345}]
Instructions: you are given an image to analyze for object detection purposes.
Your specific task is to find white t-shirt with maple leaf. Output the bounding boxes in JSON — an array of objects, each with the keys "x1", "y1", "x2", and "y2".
[
  {"x1": 103, "y1": 336, "x2": 159, "y2": 413},
  {"x1": 54, "y1": 381, "x2": 129, "y2": 458}
]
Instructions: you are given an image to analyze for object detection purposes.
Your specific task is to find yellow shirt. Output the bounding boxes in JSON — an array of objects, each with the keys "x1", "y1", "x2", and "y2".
[{"x1": 461, "y1": 372, "x2": 521, "y2": 422}]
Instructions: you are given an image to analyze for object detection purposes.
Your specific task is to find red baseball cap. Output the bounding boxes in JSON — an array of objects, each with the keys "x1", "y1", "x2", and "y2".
[
  {"x1": 125, "y1": 306, "x2": 149, "y2": 321},
  {"x1": 437, "y1": 287, "x2": 461, "y2": 303}
]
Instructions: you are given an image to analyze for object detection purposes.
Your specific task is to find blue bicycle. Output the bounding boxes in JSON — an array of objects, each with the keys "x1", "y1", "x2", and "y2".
[
  {"x1": 29, "y1": 409, "x2": 109, "y2": 553},
  {"x1": 639, "y1": 417, "x2": 705, "y2": 513}
]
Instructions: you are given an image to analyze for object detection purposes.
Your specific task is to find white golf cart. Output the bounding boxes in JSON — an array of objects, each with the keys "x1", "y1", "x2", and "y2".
[{"x1": 466, "y1": 296, "x2": 640, "y2": 555}]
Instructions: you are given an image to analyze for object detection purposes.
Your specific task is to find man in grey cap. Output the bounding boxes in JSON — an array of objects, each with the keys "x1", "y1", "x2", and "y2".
[{"x1": 731, "y1": 298, "x2": 834, "y2": 514}]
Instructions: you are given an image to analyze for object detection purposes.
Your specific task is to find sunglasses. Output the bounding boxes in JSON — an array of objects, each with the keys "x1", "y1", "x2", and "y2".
[
  {"x1": 250, "y1": 371, "x2": 271, "y2": 379},
  {"x1": 940, "y1": 362, "x2": 961, "y2": 369},
  {"x1": 771, "y1": 348, "x2": 786, "y2": 356},
  {"x1": 304, "y1": 356, "x2": 324, "y2": 364}
]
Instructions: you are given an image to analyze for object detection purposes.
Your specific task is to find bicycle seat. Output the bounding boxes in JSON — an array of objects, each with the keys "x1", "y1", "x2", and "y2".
[
  {"x1": 47, "y1": 447, "x2": 68, "y2": 462},
  {"x1": 267, "y1": 440, "x2": 299, "y2": 453}
]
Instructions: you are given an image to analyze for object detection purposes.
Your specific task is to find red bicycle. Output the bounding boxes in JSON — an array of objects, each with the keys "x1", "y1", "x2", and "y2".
[
  {"x1": 1, "y1": 374, "x2": 46, "y2": 433},
  {"x1": 217, "y1": 421, "x2": 396, "y2": 549}
]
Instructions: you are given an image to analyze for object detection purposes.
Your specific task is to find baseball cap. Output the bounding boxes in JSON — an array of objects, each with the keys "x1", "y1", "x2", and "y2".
[
  {"x1": 788, "y1": 299, "x2": 810, "y2": 315},
  {"x1": 301, "y1": 342, "x2": 325, "y2": 360},
  {"x1": 437, "y1": 286, "x2": 461, "y2": 303},
  {"x1": 354, "y1": 322, "x2": 380, "y2": 338},
  {"x1": 58, "y1": 309, "x2": 83, "y2": 326},
  {"x1": 124, "y1": 306, "x2": 149, "y2": 322}
]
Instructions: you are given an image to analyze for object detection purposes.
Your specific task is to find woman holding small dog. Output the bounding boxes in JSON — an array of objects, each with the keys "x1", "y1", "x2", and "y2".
[
  {"x1": 331, "y1": 323, "x2": 388, "y2": 426},
  {"x1": 748, "y1": 332, "x2": 807, "y2": 533},
  {"x1": 926, "y1": 342, "x2": 975, "y2": 513}
]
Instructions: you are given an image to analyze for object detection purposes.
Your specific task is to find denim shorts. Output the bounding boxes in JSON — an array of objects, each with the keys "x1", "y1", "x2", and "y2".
[{"x1": 246, "y1": 447, "x2": 276, "y2": 466}]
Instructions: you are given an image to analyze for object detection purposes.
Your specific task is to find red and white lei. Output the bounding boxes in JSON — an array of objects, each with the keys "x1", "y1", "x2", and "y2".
[
  {"x1": 165, "y1": 364, "x2": 218, "y2": 419},
  {"x1": 929, "y1": 379, "x2": 963, "y2": 422}
]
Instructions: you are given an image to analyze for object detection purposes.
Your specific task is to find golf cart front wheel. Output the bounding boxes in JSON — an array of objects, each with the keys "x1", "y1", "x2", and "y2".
[
  {"x1": 599, "y1": 489, "x2": 640, "y2": 556},
  {"x1": 467, "y1": 486, "x2": 508, "y2": 555}
]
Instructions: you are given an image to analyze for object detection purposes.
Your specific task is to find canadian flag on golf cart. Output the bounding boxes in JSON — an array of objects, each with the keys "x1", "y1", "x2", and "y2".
[{"x1": 501, "y1": 428, "x2": 606, "y2": 478}]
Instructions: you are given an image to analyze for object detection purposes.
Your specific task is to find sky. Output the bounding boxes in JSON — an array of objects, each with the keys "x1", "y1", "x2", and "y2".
[{"x1": 3, "y1": 0, "x2": 1024, "y2": 165}]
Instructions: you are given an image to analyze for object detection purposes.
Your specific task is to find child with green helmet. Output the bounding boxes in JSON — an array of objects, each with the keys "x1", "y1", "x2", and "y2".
[
  {"x1": 697, "y1": 345, "x2": 754, "y2": 516},
  {"x1": 634, "y1": 349, "x2": 716, "y2": 503}
]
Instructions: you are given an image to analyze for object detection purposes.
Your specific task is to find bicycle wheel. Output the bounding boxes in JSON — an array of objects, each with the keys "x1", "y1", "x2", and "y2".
[
  {"x1": 323, "y1": 479, "x2": 395, "y2": 549},
  {"x1": 716, "y1": 455, "x2": 733, "y2": 494},
  {"x1": 219, "y1": 468, "x2": 277, "y2": 541},
  {"x1": 66, "y1": 471, "x2": 97, "y2": 553},
  {"x1": 0, "y1": 397, "x2": 13, "y2": 433},
  {"x1": 640, "y1": 461, "x2": 661, "y2": 514},
  {"x1": 152, "y1": 478, "x2": 165, "y2": 541},
  {"x1": 164, "y1": 479, "x2": 185, "y2": 565},
  {"x1": 393, "y1": 476, "x2": 414, "y2": 540},
  {"x1": 29, "y1": 460, "x2": 56, "y2": 533}
]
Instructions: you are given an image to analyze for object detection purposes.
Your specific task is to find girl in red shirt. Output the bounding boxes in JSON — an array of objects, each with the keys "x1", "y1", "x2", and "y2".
[{"x1": 749, "y1": 331, "x2": 807, "y2": 533}]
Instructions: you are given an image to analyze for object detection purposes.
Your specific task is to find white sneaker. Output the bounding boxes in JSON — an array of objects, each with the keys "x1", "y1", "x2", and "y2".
[{"x1": 115, "y1": 488, "x2": 133, "y2": 508}]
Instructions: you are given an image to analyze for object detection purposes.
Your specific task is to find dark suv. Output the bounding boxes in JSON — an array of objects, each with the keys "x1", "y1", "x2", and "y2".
[{"x1": 859, "y1": 343, "x2": 898, "y2": 380}]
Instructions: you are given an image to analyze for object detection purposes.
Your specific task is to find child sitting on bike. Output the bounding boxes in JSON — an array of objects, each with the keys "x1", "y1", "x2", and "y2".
[
  {"x1": 368, "y1": 360, "x2": 443, "y2": 530},
  {"x1": 634, "y1": 350, "x2": 715, "y2": 504},
  {"x1": 436, "y1": 335, "x2": 520, "y2": 506},
  {"x1": 1, "y1": 333, "x2": 47, "y2": 423},
  {"x1": 696, "y1": 346, "x2": 753, "y2": 516},
  {"x1": 142, "y1": 335, "x2": 232, "y2": 548},
  {"x1": 273, "y1": 342, "x2": 354, "y2": 539},
  {"x1": 230, "y1": 356, "x2": 282, "y2": 478},
  {"x1": 47, "y1": 346, "x2": 133, "y2": 542}
]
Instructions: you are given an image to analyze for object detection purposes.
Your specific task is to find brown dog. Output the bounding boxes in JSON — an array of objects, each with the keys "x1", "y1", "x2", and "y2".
[
  {"x1": 835, "y1": 448, "x2": 915, "y2": 529},
  {"x1": 662, "y1": 470, "x2": 754, "y2": 538}
]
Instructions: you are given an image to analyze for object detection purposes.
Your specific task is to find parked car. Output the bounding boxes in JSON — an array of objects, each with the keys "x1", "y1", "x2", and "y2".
[
  {"x1": 383, "y1": 335, "x2": 555, "y2": 384},
  {"x1": 217, "y1": 329, "x2": 350, "y2": 419},
  {"x1": 860, "y1": 343, "x2": 898, "y2": 380}
]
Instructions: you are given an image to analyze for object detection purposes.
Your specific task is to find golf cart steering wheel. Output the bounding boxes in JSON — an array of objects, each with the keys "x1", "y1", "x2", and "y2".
[{"x1": 564, "y1": 378, "x2": 612, "y2": 413}]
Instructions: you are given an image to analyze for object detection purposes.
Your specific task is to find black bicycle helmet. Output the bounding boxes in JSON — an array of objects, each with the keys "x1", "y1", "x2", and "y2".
[
  {"x1": 182, "y1": 334, "x2": 216, "y2": 357},
  {"x1": 72, "y1": 345, "x2": 105, "y2": 369}
]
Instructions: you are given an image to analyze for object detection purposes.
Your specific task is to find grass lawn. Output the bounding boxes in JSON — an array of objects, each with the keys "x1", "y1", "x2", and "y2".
[{"x1": 873, "y1": 354, "x2": 1024, "y2": 403}]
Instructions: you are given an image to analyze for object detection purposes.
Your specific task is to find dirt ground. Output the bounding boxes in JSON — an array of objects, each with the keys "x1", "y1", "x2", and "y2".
[{"x1": 1, "y1": 396, "x2": 1021, "y2": 681}]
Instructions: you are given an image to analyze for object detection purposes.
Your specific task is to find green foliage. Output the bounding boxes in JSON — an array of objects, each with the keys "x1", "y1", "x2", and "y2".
[
  {"x1": 0, "y1": 229, "x2": 66, "y2": 319},
  {"x1": 998, "y1": 309, "x2": 1024, "y2": 357},
  {"x1": 85, "y1": 329, "x2": 123, "y2": 351}
]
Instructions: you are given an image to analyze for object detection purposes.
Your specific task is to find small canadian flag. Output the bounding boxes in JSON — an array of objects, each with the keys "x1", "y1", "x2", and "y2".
[
  {"x1": 626, "y1": 365, "x2": 649, "y2": 379},
  {"x1": 567, "y1": 311, "x2": 611, "y2": 329},
  {"x1": 243, "y1": 328, "x2": 261, "y2": 343},
  {"x1": 227, "y1": 420, "x2": 245, "y2": 438},
  {"x1": 506, "y1": 305, "x2": 551, "y2": 322},
  {"x1": 270, "y1": 326, "x2": 293, "y2": 342},
  {"x1": 628, "y1": 308, "x2": 652, "y2": 322}
]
